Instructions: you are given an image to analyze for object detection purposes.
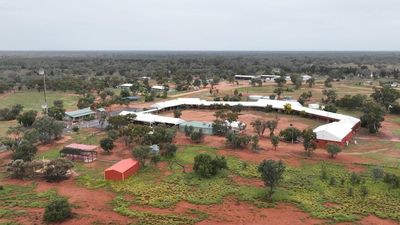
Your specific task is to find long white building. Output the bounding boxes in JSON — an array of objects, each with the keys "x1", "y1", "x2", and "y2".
[{"x1": 120, "y1": 98, "x2": 361, "y2": 148}]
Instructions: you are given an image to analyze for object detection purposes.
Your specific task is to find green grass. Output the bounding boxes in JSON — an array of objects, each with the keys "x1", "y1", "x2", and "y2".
[
  {"x1": 0, "y1": 120, "x2": 17, "y2": 138},
  {"x1": 76, "y1": 144, "x2": 400, "y2": 223},
  {"x1": 35, "y1": 148, "x2": 60, "y2": 160},
  {"x1": 0, "y1": 183, "x2": 61, "y2": 224},
  {"x1": 70, "y1": 129, "x2": 105, "y2": 145},
  {"x1": 0, "y1": 90, "x2": 80, "y2": 111}
]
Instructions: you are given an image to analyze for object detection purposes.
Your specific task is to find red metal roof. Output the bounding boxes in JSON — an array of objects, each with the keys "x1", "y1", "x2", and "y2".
[
  {"x1": 105, "y1": 158, "x2": 139, "y2": 173},
  {"x1": 65, "y1": 143, "x2": 98, "y2": 151}
]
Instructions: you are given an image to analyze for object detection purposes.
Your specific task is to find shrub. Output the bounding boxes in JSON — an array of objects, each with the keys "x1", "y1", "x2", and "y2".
[
  {"x1": 100, "y1": 137, "x2": 115, "y2": 154},
  {"x1": 225, "y1": 132, "x2": 251, "y2": 149},
  {"x1": 193, "y1": 153, "x2": 227, "y2": 178},
  {"x1": 350, "y1": 172, "x2": 361, "y2": 185},
  {"x1": 43, "y1": 198, "x2": 72, "y2": 222},
  {"x1": 327, "y1": 144, "x2": 341, "y2": 158},
  {"x1": 107, "y1": 129, "x2": 119, "y2": 140},
  {"x1": 12, "y1": 140, "x2": 38, "y2": 161},
  {"x1": 162, "y1": 143, "x2": 177, "y2": 158},
  {"x1": 258, "y1": 159, "x2": 285, "y2": 200},
  {"x1": 132, "y1": 145, "x2": 150, "y2": 166},
  {"x1": 184, "y1": 125, "x2": 194, "y2": 137},
  {"x1": 72, "y1": 126, "x2": 79, "y2": 132},
  {"x1": 43, "y1": 158, "x2": 74, "y2": 182},
  {"x1": 190, "y1": 129, "x2": 204, "y2": 143},
  {"x1": 17, "y1": 110, "x2": 37, "y2": 127},
  {"x1": 173, "y1": 109, "x2": 182, "y2": 118},
  {"x1": 383, "y1": 173, "x2": 400, "y2": 188},
  {"x1": 371, "y1": 166, "x2": 384, "y2": 182},
  {"x1": 279, "y1": 127, "x2": 301, "y2": 142},
  {"x1": 212, "y1": 120, "x2": 228, "y2": 136}
]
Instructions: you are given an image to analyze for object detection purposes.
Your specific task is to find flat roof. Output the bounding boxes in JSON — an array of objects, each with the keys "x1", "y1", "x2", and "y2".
[
  {"x1": 65, "y1": 143, "x2": 98, "y2": 151},
  {"x1": 65, "y1": 107, "x2": 95, "y2": 118},
  {"x1": 180, "y1": 121, "x2": 213, "y2": 129}
]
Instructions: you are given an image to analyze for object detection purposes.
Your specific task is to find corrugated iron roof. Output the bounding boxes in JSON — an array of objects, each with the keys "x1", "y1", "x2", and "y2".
[
  {"x1": 65, "y1": 143, "x2": 98, "y2": 151},
  {"x1": 65, "y1": 107, "x2": 95, "y2": 118},
  {"x1": 105, "y1": 158, "x2": 139, "y2": 173}
]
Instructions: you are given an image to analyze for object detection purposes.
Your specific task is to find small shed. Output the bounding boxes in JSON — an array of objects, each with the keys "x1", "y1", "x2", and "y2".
[
  {"x1": 60, "y1": 143, "x2": 98, "y2": 163},
  {"x1": 104, "y1": 159, "x2": 140, "y2": 181},
  {"x1": 65, "y1": 107, "x2": 95, "y2": 121},
  {"x1": 179, "y1": 121, "x2": 213, "y2": 135}
]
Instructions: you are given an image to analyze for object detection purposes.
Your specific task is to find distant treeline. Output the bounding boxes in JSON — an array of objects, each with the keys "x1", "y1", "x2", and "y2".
[{"x1": 0, "y1": 51, "x2": 399, "y2": 94}]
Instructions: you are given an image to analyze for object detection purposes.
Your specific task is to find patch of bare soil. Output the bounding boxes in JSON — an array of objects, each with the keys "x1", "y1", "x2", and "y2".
[{"x1": 4, "y1": 178, "x2": 134, "y2": 225}]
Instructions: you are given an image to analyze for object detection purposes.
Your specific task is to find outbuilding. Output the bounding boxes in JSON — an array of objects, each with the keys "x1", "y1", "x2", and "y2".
[
  {"x1": 60, "y1": 143, "x2": 98, "y2": 163},
  {"x1": 179, "y1": 121, "x2": 213, "y2": 135},
  {"x1": 104, "y1": 158, "x2": 140, "y2": 181},
  {"x1": 65, "y1": 107, "x2": 95, "y2": 121}
]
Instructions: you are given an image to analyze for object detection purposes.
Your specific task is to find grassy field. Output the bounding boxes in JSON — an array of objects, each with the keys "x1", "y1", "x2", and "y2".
[
  {"x1": 75, "y1": 144, "x2": 400, "y2": 224},
  {"x1": 0, "y1": 120, "x2": 17, "y2": 137},
  {"x1": 0, "y1": 90, "x2": 80, "y2": 111},
  {"x1": 0, "y1": 183, "x2": 61, "y2": 224}
]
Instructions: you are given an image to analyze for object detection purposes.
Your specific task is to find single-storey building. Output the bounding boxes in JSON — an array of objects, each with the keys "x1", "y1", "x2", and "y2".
[
  {"x1": 260, "y1": 75, "x2": 281, "y2": 81},
  {"x1": 179, "y1": 121, "x2": 213, "y2": 135},
  {"x1": 65, "y1": 107, "x2": 95, "y2": 121},
  {"x1": 60, "y1": 143, "x2": 98, "y2": 163},
  {"x1": 118, "y1": 83, "x2": 133, "y2": 89},
  {"x1": 313, "y1": 120, "x2": 357, "y2": 148},
  {"x1": 234, "y1": 75, "x2": 260, "y2": 80},
  {"x1": 301, "y1": 75, "x2": 312, "y2": 81},
  {"x1": 122, "y1": 96, "x2": 140, "y2": 101},
  {"x1": 104, "y1": 158, "x2": 140, "y2": 181},
  {"x1": 151, "y1": 85, "x2": 166, "y2": 92},
  {"x1": 119, "y1": 111, "x2": 186, "y2": 126}
]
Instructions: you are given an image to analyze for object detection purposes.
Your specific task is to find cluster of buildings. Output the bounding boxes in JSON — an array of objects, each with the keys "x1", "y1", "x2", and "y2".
[
  {"x1": 234, "y1": 74, "x2": 312, "y2": 82},
  {"x1": 119, "y1": 97, "x2": 360, "y2": 148}
]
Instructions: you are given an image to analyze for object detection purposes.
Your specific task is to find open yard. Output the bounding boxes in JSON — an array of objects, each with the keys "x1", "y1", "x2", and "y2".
[{"x1": 0, "y1": 90, "x2": 80, "y2": 111}]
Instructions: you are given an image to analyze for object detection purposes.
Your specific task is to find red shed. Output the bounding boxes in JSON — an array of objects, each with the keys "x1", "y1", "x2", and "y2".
[{"x1": 104, "y1": 159, "x2": 140, "y2": 181}]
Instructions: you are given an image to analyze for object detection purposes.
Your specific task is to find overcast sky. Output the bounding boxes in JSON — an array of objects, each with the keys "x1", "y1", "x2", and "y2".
[{"x1": 0, "y1": 0, "x2": 399, "y2": 51}]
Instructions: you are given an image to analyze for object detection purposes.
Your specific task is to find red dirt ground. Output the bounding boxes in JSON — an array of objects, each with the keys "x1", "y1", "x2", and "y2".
[{"x1": 4, "y1": 178, "x2": 134, "y2": 225}]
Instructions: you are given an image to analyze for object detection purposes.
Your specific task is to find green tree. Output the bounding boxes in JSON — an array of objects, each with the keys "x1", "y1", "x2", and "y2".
[
  {"x1": 271, "y1": 135, "x2": 279, "y2": 150},
  {"x1": 162, "y1": 143, "x2": 177, "y2": 158},
  {"x1": 120, "y1": 89, "x2": 130, "y2": 98},
  {"x1": 322, "y1": 89, "x2": 337, "y2": 103},
  {"x1": 251, "y1": 135, "x2": 259, "y2": 151},
  {"x1": 302, "y1": 129, "x2": 317, "y2": 157},
  {"x1": 173, "y1": 109, "x2": 182, "y2": 118},
  {"x1": 306, "y1": 77, "x2": 315, "y2": 87},
  {"x1": 371, "y1": 86, "x2": 400, "y2": 109},
  {"x1": 266, "y1": 120, "x2": 278, "y2": 137},
  {"x1": 258, "y1": 159, "x2": 286, "y2": 200},
  {"x1": 100, "y1": 137, "x2": 115, "y2": 154},
  {"x1": 371, "y1": 166, "x2": 384, "y2": 183},
  {"x1": 225, "y1": 132, "x2": 251, "y2": 149},
  {"x1": 12, "y1": 140, "x2": 37, "y2": 161},
  {"x1": 190, "y1": 129, "x2": 204, "y2": 143},
  {"x1": 327, "y1": 144, "x2": 341, "y2": 158},
  {"x1": 323, "y1": 104, "x2": 337, "y2": 113},
  {"x1": 33, "y1": 116, "x2": 64, "y2": 144},
  {"x1": 43, "y1": 198, "x2": 72, "y2": 223},
  {"x1": 17, "y1": 110, "x2": 37, "y2": 127},
  {"x1": 273, "y1": 87, "x2": 284, "y2": 99},
  {"x1": 193, "y1": 153, "x2": 227, "y2": 178},
  {"x1": 360, "y1": 100, "x2": 385, "y2": 133},
  {"x1": 279, "y1": 127, "x2": 301, "y2": 142},
  {"x1": 132, "y1": 145, "x2": 150, "y2": 167},
  {"x1": 274, "y1": 76, "x2": 286, "y2": 87},
  {"x1": 251, "y1": 119, "x2": 266, "y2": 137}
]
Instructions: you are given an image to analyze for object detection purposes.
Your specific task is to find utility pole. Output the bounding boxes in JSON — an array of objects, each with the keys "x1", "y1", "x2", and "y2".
[{"x1": 38, "y1": 68, "x2": 48, "y2": 115}]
